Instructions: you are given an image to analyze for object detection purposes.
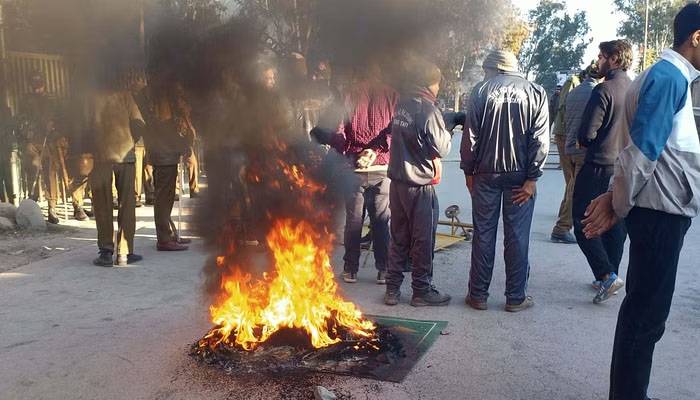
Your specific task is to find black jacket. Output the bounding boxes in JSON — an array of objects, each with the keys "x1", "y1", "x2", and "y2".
[
  {"x1": 461, "y1": 72, "x2": 550, "y2": 180},
  {"x1": 388, "y1": 90, "x2": 452, "y2": 186},
  {"x1": 577, "y1": 69, "x2": 632, "y2": 166}
]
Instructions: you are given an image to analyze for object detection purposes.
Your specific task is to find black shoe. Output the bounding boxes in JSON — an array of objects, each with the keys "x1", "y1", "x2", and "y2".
[
  {"x1": 342, "y1": 272, "x2": 357, "y2": 283},
  {"x1": 135, "y1": 199, "x2": 143, "y2": 208},
  {"x1": 93, "y1": 251, "x2": 113, "y2": 267},
  {"x1": 84, "y1": 208, "x2": 95, "y2": 218},
  {"x1": 376, "y1": 271, "x2": 387, "y2": 285},
  {"x1": 189, "y1": 191, "x2": 199, "y2": 199},
  {"x1": 74, "y1": 207, "x2": 88, "y2": 221},
  {"x1": 47, "y1": 208, "x2": 59, "y2": 224},
  {"x1": 116, "y1": 254, "x2": 143, "y2": 266},
  {"x1": 384, "y1": 289, "x2": 400, "y2": 306},
  {"x1": 410, "y1": 287, "x2": 451, "y2": 307},
  {"x1": 174, "y1": 194, "x2": 180, "y2": 202},
  {"x1": 550, "y1": 231, "x2": 577, "y2": 244}
]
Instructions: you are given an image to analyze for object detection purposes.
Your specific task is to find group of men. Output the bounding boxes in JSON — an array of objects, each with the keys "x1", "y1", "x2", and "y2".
[
  {"x1": 549, "y1": 39, "x2": 634, "y2": 304},
  {"x1": 0, "y1": 69, "x2": 201, "y2": 266},
  {"x1": 315, "y1": 4, "x2": 700, "y2": 399}
]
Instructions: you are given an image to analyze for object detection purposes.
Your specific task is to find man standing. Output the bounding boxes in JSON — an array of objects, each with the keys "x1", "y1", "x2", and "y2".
[
  {"x1": 89, "y1": 71, "x2": 146, "y2": 266},
  {"x1": 573, "y1": 40, "x2": 633, "y2": 303},
  {"x1": 139, "y1": 78, "x2": 191, "y2": 251},
  {"x1": 462, "y1": 50, "x2": 549, "y2": 313},
  {"x1": 18, "y1": 73, "x2": 61, "y2": 224},
  {"x1": 583, "y1": 5, "x2": 700, "y2": 399},
  {"x1": 383, "y1": 59, "x2": 455, "y2": 307},
  {"x1": 313, "y1": 64, "x2": 397, "y2": 284},
  {"x1": 552, "y1": 64, "x2": 601, "y2": 243},
  {"x1": 550, "y1": 74, "x2": 580, "y2": 243},
  {"x1": 0, "y1": 105, "x2": 16, "y2": 203}
]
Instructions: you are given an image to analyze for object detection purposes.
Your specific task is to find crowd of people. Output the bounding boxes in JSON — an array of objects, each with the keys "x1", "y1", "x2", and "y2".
[
  {"x1": 1, "y1": 3, "x2": 699, "y2": 399},
  {"x1": 312, "y1": 4, "x2": 700, "y2": 400},
  {"x1": 0, "y1": 68, "x2": 200, "y2": 265}
]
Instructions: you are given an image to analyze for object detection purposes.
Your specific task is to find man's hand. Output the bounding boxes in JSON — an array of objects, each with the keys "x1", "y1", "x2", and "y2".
[
  {"x1": 512, "y1": 180, "x2": 536, "y2": 205},
  {"x1": 465, "y1": 175, "x2": 474, "y2": 194},
  {"x1": 356, "y1": 149, "x2": 377, "y2": 169},
  {"x1": 582, "y1": 192, "x2": 619, "y2": 239}
]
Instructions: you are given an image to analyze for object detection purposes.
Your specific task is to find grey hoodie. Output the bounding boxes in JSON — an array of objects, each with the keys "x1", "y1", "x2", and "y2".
[{"x1": 388, "y1": 89, "x2": 452, "y2": 186}]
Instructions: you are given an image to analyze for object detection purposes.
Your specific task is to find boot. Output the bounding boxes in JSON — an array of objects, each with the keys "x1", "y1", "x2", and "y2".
[
  {"x1": 47, "y1": 207, "x2": 60, "y2": 224},
  {"x1": 74, "y1": 206, "x2": 88, "y2": 221},
  {"x1": 93, "y1": 250, "x2": 113, "y2": 267},
  {"x1": 410, "y1": 286, "x2": 451, "y2": 307}
]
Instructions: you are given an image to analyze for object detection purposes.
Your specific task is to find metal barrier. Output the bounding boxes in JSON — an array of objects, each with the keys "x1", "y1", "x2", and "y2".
[{"x1": 6, "y1": 51, "x2": 70, "y2": 114}]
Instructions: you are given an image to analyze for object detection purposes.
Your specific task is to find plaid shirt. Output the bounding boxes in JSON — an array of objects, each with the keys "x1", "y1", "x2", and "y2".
[{"x1": 329, "y1": 80, "x2": 398, "y2": 165}]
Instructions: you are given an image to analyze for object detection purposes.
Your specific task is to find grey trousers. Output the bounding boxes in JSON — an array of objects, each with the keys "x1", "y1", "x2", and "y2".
[
  {"x1": 343, "y1": 170, "x2": 390, "y2": 273},
  {"x1": 386, "y1": 181, "x2": 439, "y2": 295},
  {"x1": 468, "y1": 173, "x2": 534, "y2": 305}
]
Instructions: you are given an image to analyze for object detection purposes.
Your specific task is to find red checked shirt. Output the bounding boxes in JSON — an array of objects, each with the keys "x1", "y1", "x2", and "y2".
[{"x1": 328, "y1": 80, "x2": 398, "y2": 165}]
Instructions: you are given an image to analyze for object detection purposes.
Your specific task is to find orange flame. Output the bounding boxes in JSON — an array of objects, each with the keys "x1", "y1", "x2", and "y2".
[{"x1": 205, "y1": 219, "x2": 375, "y2": 351}]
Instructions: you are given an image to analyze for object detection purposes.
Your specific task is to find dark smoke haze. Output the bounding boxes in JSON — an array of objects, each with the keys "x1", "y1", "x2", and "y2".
[{"x1": 3, "y1": 0, "x2": 507, "y2": 301}]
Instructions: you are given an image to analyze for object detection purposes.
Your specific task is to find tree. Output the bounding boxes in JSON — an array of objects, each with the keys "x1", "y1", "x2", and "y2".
[
  {"x1": 518, "y1": 0, "x2": 591, "y2": 94},
  {"x1": 434, "y1": 0, "x2": 513, "y2": 110},
  {"x1": 159, "y1": 0, "x2": 228, "y2": 33},
  {"x1": 502, "y1": 15, "x2": 531, "y2": 56},
  {"x1": 233, "y1": 0, "x2": 319, "y2": 56},
  {"x1": 614, "y1": 0, "x2": 685, "y2": 70}
]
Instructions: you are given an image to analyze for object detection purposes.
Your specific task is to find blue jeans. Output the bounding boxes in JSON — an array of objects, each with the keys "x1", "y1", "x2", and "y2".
[{"x1": 468, "y1": 172, "x2": 534, "y2": 305}]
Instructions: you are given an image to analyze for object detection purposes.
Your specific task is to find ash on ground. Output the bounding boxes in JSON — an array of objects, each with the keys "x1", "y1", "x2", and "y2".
[{"x1": 190, "y1": 325, "x2": 405, "y2": 380}]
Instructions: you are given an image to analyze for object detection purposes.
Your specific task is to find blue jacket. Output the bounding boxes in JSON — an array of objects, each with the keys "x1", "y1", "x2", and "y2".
[{"x1": 611, "y1": 49, "x2": 700, "y2": 218}]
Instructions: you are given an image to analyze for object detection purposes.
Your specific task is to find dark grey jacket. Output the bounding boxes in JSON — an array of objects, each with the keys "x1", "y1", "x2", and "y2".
[
  {"x1": 461, "y1": 72, "x2": 549, "y2": 180},
  {"x1": 577, "y1": 69, "x2": 632, "y2": 166},
  {"x1": 388, "y1": 91, "x2": 452, "y2": 186},
  {"x1": 564, "y1": 78, "x2": 597, "y2": 155}
]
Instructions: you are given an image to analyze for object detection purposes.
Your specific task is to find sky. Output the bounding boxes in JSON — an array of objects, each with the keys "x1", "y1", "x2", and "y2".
[{"x1": 518, "y1": 0, "x2": 623, "y2": 67}]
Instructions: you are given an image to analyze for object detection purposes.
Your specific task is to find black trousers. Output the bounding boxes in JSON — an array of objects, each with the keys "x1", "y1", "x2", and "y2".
[
  {"x1": 573, "y1": 163, "x2": 627, "y2": 281},
  {"x1": 343, "y1": 170, "x2": 390, "y2": 273},
  {"x1": 609, "y1": 207, "x2": 691, "y2": 400},
  {"x1": 386, "y1": 181, "x2": 438, "y2": 295}
]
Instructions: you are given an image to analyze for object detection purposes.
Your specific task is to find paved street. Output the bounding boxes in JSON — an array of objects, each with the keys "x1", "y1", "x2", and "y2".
[{"x1": 1, "y1": 149, "x2": 699, "y2": 399}]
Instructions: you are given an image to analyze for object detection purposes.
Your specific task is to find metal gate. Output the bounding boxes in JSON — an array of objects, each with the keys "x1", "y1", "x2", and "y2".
[
  {"x1": 2, "y1": 51, "x2": 71, "y2": 205},
  {"x1": 5, "y1": 51, "x2": 70, "y2": 114}
]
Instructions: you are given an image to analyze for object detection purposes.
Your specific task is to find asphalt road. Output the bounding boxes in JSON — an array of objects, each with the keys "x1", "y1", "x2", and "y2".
[{"x1": 1, "y1": 157, "x2": 699, "y2": 400}]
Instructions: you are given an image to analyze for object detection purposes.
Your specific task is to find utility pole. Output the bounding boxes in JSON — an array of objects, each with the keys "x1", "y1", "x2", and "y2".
[
  {"x1": 642, "y1": 0, "x2": 650, "y2": 69},
  {"x1": 454, "y1": 55, "x2": 466, "y2": 112}
]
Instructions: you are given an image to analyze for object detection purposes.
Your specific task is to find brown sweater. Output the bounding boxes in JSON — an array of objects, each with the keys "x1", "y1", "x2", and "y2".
[{"x1": 89, "y1": 90, "x2": 144, "y2": 163}]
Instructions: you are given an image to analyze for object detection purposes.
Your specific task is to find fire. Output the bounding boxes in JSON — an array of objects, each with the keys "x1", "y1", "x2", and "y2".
[{"x1": 203, "y1": 218, "x2": 376, "y2": 351}]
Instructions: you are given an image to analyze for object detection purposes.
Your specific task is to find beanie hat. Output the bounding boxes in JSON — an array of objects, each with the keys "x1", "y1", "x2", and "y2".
[{"x1": 482, "y1": 50, "x2": 519, "y2": 73}]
